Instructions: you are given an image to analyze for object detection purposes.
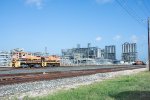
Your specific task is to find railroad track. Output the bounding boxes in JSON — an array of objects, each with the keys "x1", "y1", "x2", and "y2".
[{"x1": 0, "y1": 66, "x2": 146, "y2": 86}]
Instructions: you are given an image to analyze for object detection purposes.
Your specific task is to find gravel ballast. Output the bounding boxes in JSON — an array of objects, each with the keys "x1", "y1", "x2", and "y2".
[{"x1": 0, "y1": 68, "x2": 147, "y2": 99}]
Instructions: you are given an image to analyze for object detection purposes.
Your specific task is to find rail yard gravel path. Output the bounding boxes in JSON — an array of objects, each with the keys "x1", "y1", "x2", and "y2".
[{"x1": 0, "y1": 67, "x2": 147, "y2": 100}]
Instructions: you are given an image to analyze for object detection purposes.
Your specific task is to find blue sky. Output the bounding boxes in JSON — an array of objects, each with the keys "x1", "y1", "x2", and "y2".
[{"x1": 0, "y1": 0, "x2": 149, "y2": 60}]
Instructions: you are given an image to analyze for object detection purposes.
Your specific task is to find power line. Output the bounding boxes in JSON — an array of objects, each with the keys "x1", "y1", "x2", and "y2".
[
  {"x1": 120, "y1": 0, "x2": 146, "y2": 26},
  {"x1": 135, "y1": 0, "x2": 149, "y2": 18},
  {"x1": 116, "y1": 0, "x2": 146, "y2": 28},
  {"x1": 143, "y1": 0, "x2": 150, "y2": 15}
]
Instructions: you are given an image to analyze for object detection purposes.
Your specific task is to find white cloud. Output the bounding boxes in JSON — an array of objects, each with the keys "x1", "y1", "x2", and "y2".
[
  {"x1": 25, "y1": 0, "x2": 44, "y2": 9},
  {"x1": 131, "y1": 35, "x2": 138, "y2": 43},
  {"x1": 113, "y1": 35, "x2": 121, "y2": 41},
  {"x1": 96, "y1": 36, "x2": 102, "y2": 41},
  {"x1": 96, "y1": 0, "x2": 113, "y2": 4}
]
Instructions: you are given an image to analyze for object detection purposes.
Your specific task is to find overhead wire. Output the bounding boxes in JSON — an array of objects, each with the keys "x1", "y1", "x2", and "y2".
[
  {"x1": 123, "y1": 0, "x2": 147, "y2": 26},
  {"x1": 135, "y1": 0, "x2": 149, "y2": 18},
  {"x1": 143, "y1": 0, "x2": 150, "y2": 16},
  {"x1": 116, "y1": 0, "x2": 147, "y2": 28}
]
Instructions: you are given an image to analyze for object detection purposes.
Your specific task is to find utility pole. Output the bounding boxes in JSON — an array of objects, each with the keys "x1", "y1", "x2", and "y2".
[{"x1": 148, "y1": 17, "x2": 150, "y2": 71}]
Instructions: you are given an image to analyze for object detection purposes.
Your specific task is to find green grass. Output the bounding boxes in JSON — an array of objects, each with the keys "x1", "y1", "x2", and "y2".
[{"x1": 25, "y1": 71, "x2": 150, "y2": 100}]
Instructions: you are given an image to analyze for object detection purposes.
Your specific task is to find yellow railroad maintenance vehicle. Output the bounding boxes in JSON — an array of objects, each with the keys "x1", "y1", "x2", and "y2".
[{"x1": 11, "y1": 51, "x2": 60, "y2": 68}]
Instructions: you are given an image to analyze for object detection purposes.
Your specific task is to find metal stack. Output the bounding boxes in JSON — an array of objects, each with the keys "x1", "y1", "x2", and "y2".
[
  {"x1": 104, "y1": 45, "x2": 116, "y2": 60},
  {"x1": 122, "y1": 42, "x2": 137, "y2": 62}
]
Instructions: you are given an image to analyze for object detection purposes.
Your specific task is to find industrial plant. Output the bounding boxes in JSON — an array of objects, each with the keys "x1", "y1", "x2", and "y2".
[
  {"x1": 0, "y1": 42, "x2": 138, "y2": 67},
  {"x1": 61, "y1": 43, "x2": 115, "y2": 66},
  {"x1": 61, "y1": 42, "x2": 137, "y2": 66}
]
